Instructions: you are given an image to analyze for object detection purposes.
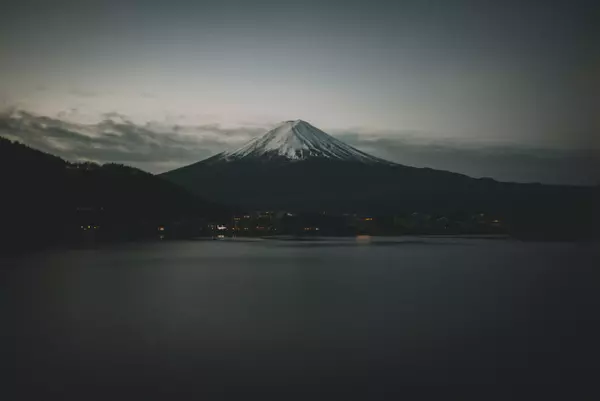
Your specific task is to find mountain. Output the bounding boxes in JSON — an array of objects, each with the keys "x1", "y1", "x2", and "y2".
[
  {"x1": 0, "y1": 137, "x2": 227, "y2": 250},
  {"x1": 162, "y1": 120, "x2": 596, "y2": 237},
  {"x1": 213, "y1": 119, "x2": 392, "y2": 164}
]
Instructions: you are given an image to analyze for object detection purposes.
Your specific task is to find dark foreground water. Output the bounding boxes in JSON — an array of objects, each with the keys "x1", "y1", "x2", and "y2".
[{"x1": 1, "y1": 237, "x2": 598, "y2": 400}]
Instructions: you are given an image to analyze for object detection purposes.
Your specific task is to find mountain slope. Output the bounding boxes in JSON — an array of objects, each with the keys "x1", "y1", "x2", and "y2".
[
  {"x1": 211, "y1": 120, "x2": 392, "y2": 164},
  {"x1": 0, "y1": 137, "x2": 227, "y2": 249},
  {"x1": 162, "y1": 120, "x2": 596, "y2": 238}
]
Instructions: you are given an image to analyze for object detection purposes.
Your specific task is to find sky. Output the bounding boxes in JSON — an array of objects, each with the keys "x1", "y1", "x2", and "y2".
[{"x1": 0, "y1": 0, "x2": 598, "y2": 184}]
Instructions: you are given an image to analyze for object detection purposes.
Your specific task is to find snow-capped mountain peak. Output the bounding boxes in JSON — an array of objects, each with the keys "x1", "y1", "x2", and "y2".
[{"x1": 219, "y1": 119, "x2": 392, "y2": 164}]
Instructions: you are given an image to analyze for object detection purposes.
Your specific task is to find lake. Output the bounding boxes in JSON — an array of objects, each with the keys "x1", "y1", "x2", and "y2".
[{"x1": 1, "y1": 237, "x2": 597, "y2": 400}]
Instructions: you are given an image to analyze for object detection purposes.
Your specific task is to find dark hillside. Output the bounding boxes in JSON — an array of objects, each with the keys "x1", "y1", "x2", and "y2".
[{"x1": 0, "y1": 138, "x2": 227, "y2": 251}]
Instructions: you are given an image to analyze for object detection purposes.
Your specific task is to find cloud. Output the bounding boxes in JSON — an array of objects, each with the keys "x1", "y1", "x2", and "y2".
[
  {"x1": 0, "y1": 109, "x2": 263, "y2": 173},
  {"x1": 336, "y1": 132, "x2": 600, "y2": 186},
  {"x1": 0, "y1": 108, "x2": 597, "y2": 185}
]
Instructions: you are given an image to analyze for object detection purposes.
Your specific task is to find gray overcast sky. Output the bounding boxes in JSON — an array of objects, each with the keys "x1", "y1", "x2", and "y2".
[{"x1": 0, "y1": 0, "x2": 598, "y2": 183}]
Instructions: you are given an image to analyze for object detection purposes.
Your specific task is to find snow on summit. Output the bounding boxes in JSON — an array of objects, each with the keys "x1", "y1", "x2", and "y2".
[{"x1": 220, "y1": 120, "x2": 392, "y2": 164}]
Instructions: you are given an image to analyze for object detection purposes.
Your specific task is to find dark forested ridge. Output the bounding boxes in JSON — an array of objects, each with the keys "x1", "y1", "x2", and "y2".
[
  {"x1": 0, "y1": 138, "x2": 227, "y2": 251},
  {"x1": 1, "y1": 136, "x2": 597, "y2": 250},
  {"x1": 164, "y1": 157, "x2": 598, "y2": 240}
]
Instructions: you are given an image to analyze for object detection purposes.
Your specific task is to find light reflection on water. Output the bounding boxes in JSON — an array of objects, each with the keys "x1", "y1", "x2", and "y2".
[{"x1": 356, "y1": 234, "x2": 371, "y2": 244}]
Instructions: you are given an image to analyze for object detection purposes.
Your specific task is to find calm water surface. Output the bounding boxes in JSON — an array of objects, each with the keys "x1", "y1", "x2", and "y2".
[{"x1": 1, "y1": 238, "x2": 597, "y2": 399}]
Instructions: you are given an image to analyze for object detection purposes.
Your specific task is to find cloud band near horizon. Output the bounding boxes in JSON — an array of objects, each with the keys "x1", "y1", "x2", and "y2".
[{"x1": 1, "y1": 109, "x2": 597, "y2": 186}]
